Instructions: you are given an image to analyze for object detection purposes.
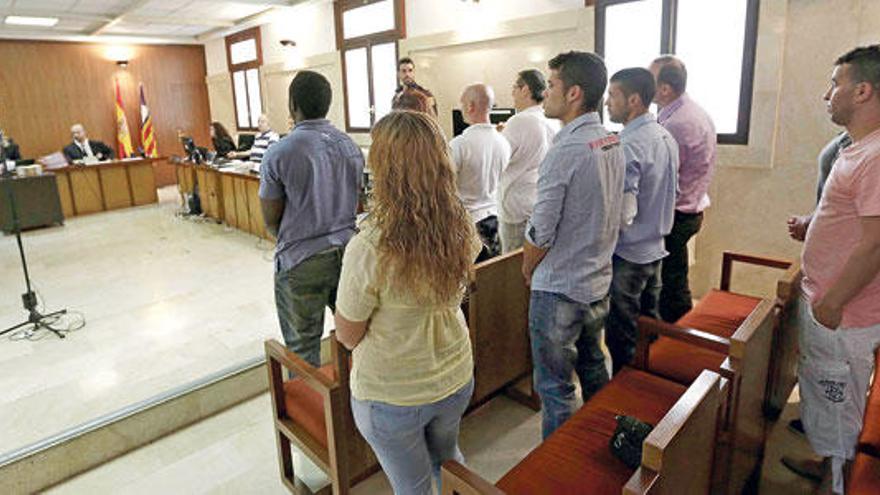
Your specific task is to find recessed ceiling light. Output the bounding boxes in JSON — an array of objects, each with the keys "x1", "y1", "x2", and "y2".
[{"x1": 5, "y1": 16, "x2": 60, "y2": 27}]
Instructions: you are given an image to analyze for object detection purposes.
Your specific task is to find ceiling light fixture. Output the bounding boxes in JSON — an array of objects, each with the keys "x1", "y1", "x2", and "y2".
[{"x1": 5, "y1": 16, "x2": 59, "y2": 27}]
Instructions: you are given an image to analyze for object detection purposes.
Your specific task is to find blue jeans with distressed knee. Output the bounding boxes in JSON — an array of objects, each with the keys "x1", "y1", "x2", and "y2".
[{"x1": 529, "y1": 290, "x2": 610, "y2": 439}]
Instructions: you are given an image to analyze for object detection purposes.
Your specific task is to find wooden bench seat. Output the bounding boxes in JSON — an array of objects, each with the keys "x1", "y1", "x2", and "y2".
[{"x1": 441, "y1": 369, "x2": 725, "y2": 495}]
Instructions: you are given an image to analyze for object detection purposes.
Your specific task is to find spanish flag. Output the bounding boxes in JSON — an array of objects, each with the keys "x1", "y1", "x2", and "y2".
[
  {"x1": 115, "y1": 79, "x2": 134, "y2": 158},
  {"x1": 139, "y1": 84, "x2": 158, "y2": 158}
]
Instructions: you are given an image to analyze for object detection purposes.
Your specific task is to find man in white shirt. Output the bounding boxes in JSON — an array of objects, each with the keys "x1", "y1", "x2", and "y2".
[
  {"x1": 451, "y1": 83, "x2": 511, "y2": 258},
  {"x1": 499, "y1": 69, "x2": 560, "y2": 252}
]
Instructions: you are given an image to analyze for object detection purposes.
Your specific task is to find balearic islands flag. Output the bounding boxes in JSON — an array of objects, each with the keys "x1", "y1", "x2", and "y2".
[
  {"x1": 139, "y1": 84, "x2": 158, "y2": 158},
  {"x1": 115, "y1": 79, "x2": 134, "y2": 158}
]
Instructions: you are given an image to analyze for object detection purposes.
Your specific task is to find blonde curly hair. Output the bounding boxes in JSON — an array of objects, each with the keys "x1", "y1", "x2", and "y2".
[{"x1": 368, "y1": 110, "x2": 476, "y2": 304}]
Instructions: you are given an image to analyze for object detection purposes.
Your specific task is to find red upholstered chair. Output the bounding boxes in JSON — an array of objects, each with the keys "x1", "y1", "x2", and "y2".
[
  {"x1": 265, "y1": 337, "x2": 378, "y2": 495},
  {"x1": 636, "y1": 299, "x2": 776, "y2": 495},
  {"x1": 441, "y1": 369, "x2": 726, "y2": 495},
  {"x1": 857, "y1": 351, "x2": 880, "y2": 457},
  {"x1": 848, "y1": 453, "x2": 880, "y2": 495}
]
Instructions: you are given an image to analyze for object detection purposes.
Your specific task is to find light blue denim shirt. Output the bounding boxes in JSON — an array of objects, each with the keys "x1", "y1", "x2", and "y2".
[
  {"x1": 615, "y1": 112, "x2": 679, "y2": 264},
  {"x1": 525, "y1": 112, "x2": 625, "y2": 305}
]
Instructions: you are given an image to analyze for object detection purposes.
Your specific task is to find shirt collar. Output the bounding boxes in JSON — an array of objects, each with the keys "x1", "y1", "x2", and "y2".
[
  {"x1": 294, "y1": 119, "x2": 330, "y2": 130},
  {"x1": 557, "y1": 112, "x2": 601, "y2": 139},
  {"x1": 620, "y1": 112, "x2": 655, "y2": 137},
  {"x1": 463, "y1": 123, "x2": 495, "y2": 134},
  {"x1": 657, "y1": 94, "x2": 688, "y2": 124},
  {"x1": 521, "y1": 104, "x2": 545, "y2": 115}
]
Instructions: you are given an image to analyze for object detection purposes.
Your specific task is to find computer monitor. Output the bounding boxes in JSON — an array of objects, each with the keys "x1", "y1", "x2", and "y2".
[
  {"x1": 451, "y1": 108, "x2": 516, "y2": 136},
  {"x1": 237, "y1": 134, "x2": 255, "y2": 151}
]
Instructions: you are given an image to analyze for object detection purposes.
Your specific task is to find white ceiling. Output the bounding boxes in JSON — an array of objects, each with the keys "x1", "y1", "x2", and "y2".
[{"x1": 0, "y1": 0, "x2": 305, "y2": 43}]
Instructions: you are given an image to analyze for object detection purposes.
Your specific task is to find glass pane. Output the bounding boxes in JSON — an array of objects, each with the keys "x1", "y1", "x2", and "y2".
[
  {"x1": 230, "y1": 38, "x2": 257, "y2": 65},
  {"x1": 676, "y1": 0, "x2": 748, "y2": 134},
  {"x1": 246, "y1": 68, "x2": 263, "y2": 128},
  {"x1": 343, "y1": 0, "x2": 394, "y2": 40},
  {"x1": 371, "y1": 42, "x2": 397, "y2": 121},
  {"x1": 603, "y1": 0, "x2": 662, "y2": 131},
  {"x1": 233, "y1": 70, "x2": 250, "y2": 128},
  {"x1": 345, "y1": 48, "x2": 371, "y2": 129}
]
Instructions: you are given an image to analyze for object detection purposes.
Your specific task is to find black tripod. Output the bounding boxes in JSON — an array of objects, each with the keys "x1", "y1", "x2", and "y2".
[{"x1": 1, "y1": 172, "x2": 67, "y2": 339}]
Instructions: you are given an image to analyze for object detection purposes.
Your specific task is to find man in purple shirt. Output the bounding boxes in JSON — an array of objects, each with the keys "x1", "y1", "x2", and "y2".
[
  {"x1": 649, "y1": 55, "x2": 717, "y2": 323},
  {"x1": 260, "y1": 71, "x2": 364, "y2": 366}
]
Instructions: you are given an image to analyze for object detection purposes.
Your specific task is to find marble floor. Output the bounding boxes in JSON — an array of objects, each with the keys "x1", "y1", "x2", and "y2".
[
  {"x1": 0, "y1": 188, "x2": 329, "y2": 454},
  {"x1": 47, "y1": 387, "x2": 817, "y2": 495}
]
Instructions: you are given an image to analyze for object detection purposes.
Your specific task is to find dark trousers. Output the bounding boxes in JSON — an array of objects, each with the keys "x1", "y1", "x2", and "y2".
[
  {"x1": 605, "y1": 255, "x2": 662, "y2": 375},
  {"x1": 475, "y1": 215, "x2": 500, "y2": 262},
  {"x1": 659, "y1": 211, "x2": 703, "y2": 323},
  {"x1": 273, "y1": 247, "x2": 343, "y2": 367}
]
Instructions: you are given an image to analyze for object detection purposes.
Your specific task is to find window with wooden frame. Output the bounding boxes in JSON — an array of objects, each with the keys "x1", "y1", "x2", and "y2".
[
  {"x1": 595, "y1": 0, "x2": 759, "y2": 144},
  {"x1": 334, "y1": 0, "x2": 405, "y2": 132},
  {"x1": 226, "y1": 26, "x2": 264, "y2": 132}
]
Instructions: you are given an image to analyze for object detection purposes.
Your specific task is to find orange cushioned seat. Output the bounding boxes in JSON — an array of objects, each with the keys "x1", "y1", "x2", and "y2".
[
  {"x1": 857, "y1": 352, "x2": 880, "y2": 456},
  {"x1": 848, "y1": 453, "x2": 880, "y2": 495},
  {"x1": 496, "y1": 368, "x2": 686, "y2": 494},
  {"x1": 282, "y1": 364, "x2": 337, "y2": 449},
  {"x1": 647, "y1": 290, "x2": 761, "y2": 385}
]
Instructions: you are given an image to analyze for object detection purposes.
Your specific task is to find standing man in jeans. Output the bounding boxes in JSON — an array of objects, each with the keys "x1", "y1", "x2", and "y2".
[
  {"x1": 649, "y1": 56, "x2": 717, "y2": 323},
  {"x1": 604, "y1": 68, "x2": 679, "y2": 374},
  {"x1": 260, "y1": 70, "x2": 364, "y2": 366},
  {"x1": 523, "y1": 51, "x2": 624, "y2": 439}
]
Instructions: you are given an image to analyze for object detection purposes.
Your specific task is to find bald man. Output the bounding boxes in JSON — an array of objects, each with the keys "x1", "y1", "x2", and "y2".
[
  {"x1": 450, "y1": 83, "x2": 511, "y2": 258},
  {"x1": 62, "y1": 124, "x2": 114, "y2": 162}
]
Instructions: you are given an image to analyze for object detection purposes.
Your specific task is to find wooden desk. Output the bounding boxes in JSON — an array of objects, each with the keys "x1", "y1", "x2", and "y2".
[
  {"x1": 175, "y1": 162, "x2": 270, "y2": 240},
  {"x1": 0, "y1": 175, "x2": 65, "y2": 233},
  {"x1": 52, "y1": 158, "x2": 161, "y2": 217}
]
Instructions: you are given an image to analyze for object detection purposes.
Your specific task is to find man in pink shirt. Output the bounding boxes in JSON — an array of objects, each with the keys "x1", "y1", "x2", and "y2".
[
  {"x1": 649, "y1": 56, "x2": 717, "y2": 323},
  {"x1": 791, "y1": 45, "x2": 880, "y2": 495}
]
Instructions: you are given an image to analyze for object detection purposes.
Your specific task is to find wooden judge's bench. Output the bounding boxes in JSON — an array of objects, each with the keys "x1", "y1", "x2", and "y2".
[{"x1": 51, "y1": 157, "x2": 162, "y2": 218}]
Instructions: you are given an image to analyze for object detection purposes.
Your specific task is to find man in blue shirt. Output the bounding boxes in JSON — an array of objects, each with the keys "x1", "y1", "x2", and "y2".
[
  {"x1": 260, "y1": 71, "x2": 364, "y2": 366},
  {"x1": 522, "y1": 51, "x2": 625, "y2": 439},
  {"x1": 604, "y1": 68, "x2": 679, "y2": 374}
]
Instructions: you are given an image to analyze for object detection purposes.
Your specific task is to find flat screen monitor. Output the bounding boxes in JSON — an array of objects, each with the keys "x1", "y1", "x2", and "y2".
[
  {"x1": 237, "y1": 134, "x2": 255, "y2": 151},
  {"x1": 452, "y1": 108, "x2": 516, "y2": 137}
]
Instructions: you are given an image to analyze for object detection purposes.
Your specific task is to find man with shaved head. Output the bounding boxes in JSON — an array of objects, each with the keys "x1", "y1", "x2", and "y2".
[
  {"x1": 450, "y1": 83, "x2": 510, "y2": 258},
  {"x1": 62, "y1": 123, "x2": 114, "y2": 162}
]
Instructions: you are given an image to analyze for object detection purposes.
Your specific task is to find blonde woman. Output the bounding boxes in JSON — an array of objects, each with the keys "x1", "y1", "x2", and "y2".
[{"x1": 335, "y1": 111, "x2": 481, "y2": 495}]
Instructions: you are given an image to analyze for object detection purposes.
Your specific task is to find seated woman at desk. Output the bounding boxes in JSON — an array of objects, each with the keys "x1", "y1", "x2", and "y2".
[{"x1": 210, "y1": 122, "x2": 236, "y2": 157}]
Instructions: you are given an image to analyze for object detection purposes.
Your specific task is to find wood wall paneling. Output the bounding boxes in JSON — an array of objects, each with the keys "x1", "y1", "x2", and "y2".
[
  {"x1": 220, "y1": 173, "x2": 238, "y2": 228},
  {"x1": 68, "y1": 168, "x2": 103, "y2": 214},
  {"x1": 129, "y1": 162, "x2": 158, "y2": 206},
  {"x1": 233, "y1": 177, "x2": 249, "y2": 233},
  {"x1": 99, "y1": 166, "x2": 133, "y2": 210},
  {"x1": 0, "y1": 40, "x2": 211, "y2": 165},
  {"x1": 54, "y1": 171, "x2": 75, "y2": 218}
]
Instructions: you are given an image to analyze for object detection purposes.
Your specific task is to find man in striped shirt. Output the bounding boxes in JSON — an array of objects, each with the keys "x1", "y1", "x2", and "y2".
[{"x1": 248, "y1": 114, "x2": 280, "y2": 170}]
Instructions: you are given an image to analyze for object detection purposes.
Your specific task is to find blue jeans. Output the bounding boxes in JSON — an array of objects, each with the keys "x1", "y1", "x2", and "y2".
[
  {"x1": 529, "y1": 290, "x2": 610, "y2": 439},
  {"x1": 351, "y1": 379, "x2": 474, "y2": 495},
  {"x1": 605, "y1": 255, "x2": 662, "y2": 375}
]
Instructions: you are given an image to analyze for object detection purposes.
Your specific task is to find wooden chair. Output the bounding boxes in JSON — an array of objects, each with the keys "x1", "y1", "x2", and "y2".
[
  {"x1": 850, "y1": 350, "x2": 880, "y2": 493},
  {"x1": 441, "y1": 369, "x2": 726, "y2": 495},
  {"x1": 636, "y1": 298, "x2": 776, "y2": 495},
  {"x1": 265, "y1": 336, "x2": 378, "y2": 495},
  {"x1": 466, "y1": 249, "x2": 538, "y2": 410}
]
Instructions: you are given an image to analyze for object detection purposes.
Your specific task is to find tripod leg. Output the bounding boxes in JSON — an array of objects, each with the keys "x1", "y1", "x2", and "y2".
[
  {"x1": 0, "y1": 319, "x2": 32, "y2": 337},
  {"x1": 35, "y1": 319, "x2": 65, "y2": 339}
]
